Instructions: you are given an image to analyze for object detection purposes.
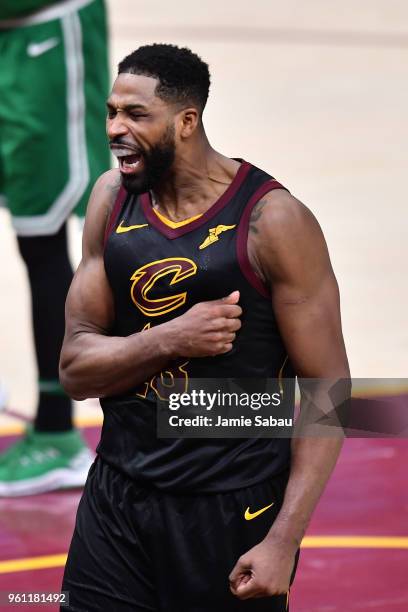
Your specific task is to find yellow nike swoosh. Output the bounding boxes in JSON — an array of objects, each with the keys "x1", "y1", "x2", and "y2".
[
  {"x1": 116, "y1": 220, "x2": 148, "y2": 233},
  {"x1": 244, "y1": 503, "x2": 274, "y2": 521}
]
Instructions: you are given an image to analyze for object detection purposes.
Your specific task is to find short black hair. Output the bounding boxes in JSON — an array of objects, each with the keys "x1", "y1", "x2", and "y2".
[{"x1": 118, "y1": 44, "x2": 211, "y2": 114}]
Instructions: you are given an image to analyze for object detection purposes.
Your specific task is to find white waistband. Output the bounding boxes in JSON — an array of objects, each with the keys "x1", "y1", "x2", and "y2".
[{"x1": 0, "y1": 0, "x2": 95, "y2": 29}]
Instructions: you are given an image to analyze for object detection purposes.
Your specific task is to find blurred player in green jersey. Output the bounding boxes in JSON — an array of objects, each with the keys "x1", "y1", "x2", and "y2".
[{"x1": 0, "y1": 0, "x2": 110, "y2": 496}]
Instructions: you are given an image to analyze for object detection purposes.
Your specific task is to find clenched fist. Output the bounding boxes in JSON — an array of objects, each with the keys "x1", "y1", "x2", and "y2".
[
  {"x1": 229, "y1": 536, "x2": 296, "y2": 600},
  {"x1": 168, "y1": 291, "x2": 242, "y2": 358}
]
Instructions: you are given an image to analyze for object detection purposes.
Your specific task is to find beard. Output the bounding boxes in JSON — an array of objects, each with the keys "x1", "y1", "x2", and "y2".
[{"x1": 120, "y1": 124, "x2": 176, "y2": 195}]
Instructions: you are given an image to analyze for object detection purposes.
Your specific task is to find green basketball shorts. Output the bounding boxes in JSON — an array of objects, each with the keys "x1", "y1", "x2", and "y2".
[{"x1": 0, "y1": 0, "x2": 110, "y2": 236}]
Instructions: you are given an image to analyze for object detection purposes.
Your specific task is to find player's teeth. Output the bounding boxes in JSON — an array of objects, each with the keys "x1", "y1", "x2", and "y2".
[
  {"x1": 112, "y1": 148, "x2": 135, "y2": 158},
  {"x1": 124, "y1": 159, "x2": 140, "y2": 168}
]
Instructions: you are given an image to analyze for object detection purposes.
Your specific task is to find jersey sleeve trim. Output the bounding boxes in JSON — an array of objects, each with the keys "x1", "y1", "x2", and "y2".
[
  {"x1": 236, "y1": 179, "x2": 290, "y2": 299},
  {"x1": 103, "y1": 185, "x2": 127, "y2": 248}
]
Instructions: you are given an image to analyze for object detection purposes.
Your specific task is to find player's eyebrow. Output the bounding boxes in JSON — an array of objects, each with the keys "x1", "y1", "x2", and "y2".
[{"x1": 106, "y1": 102, "x2": 148, "y2": 111}]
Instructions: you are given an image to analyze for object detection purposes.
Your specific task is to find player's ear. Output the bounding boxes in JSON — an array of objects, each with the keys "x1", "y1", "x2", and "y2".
[{"x1": 178, "y1": 107, "x2": 199, "y2": 139}]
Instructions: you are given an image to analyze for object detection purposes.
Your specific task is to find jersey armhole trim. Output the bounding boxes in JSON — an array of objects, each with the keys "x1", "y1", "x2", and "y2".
[
  {"x1": 103, "y1": 185, "x2": 127, "y2": 248},
  {"x1": 236, "y1": 179, "x2": 289, "y2": 299}
]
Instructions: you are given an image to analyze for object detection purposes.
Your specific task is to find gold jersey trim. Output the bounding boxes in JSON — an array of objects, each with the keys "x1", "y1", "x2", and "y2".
[{"x1": 152, "y1": 208, "x2": 203, "y2": 229}]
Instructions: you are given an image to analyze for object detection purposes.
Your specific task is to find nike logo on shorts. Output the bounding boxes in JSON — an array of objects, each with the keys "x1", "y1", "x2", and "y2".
[
  {"x1": 244, "y1": 502, "x2": 274, "y2": 520},
  {"x1": 27, "y1": 38, "x2": 60, "y2": 58}
]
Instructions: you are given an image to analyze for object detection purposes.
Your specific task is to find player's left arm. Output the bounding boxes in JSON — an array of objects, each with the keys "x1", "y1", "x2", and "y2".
[{"x1": 229, "y1": 189, "x2": 350, "y2": 600}]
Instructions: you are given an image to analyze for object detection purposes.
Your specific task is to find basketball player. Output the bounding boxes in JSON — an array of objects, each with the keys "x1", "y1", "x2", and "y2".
[
  {"x1": 60, "y1": 45, "x2": 349, "y2": 610},
  {"x1": 0, "y1": 0, "x2": 110, "y2": 495}
]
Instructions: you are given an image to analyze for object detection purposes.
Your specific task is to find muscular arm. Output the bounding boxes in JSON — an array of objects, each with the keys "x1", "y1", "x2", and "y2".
[
  {"x1": 59, "y1": 171, "x2": 242, "y2": 400},
  {"x1": 59, "y1": 170, "x2": 174, "y2": 399},
  {"x1": 230, "y1": 189, "x2": 350, "y2": 599}
]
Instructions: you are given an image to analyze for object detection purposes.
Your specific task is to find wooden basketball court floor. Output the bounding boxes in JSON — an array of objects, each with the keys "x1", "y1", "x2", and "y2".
[{"x1": 0, "y1": 1, "x2": 407, "y2": 610}]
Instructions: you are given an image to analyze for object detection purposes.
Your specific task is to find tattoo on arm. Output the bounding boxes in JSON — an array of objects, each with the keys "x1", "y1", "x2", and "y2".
[{"x1": 249, "y1": 199, "x2": 269, "y2": 234}]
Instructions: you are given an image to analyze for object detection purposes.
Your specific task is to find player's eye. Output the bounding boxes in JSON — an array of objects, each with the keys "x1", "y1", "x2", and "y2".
[
  {"x1": 129, "y1": 113, "x2": 147, "y2": 120},
  {"x1": 107, "y1": 109, "x2": 116, "y2": 119}
]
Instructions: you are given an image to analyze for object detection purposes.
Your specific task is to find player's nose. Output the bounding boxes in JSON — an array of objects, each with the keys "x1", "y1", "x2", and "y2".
[{"x1": 106, "y1": 113, "x2": 129, "y2": 139}]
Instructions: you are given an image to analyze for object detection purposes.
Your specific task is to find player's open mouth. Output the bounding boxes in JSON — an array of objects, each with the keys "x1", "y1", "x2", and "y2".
[
  {"x1": 119, "y1": 153, "x2": 142, "y2": 174},
  {"x1": 111, "y1": 147, "x2": 143, "y2": 175}
]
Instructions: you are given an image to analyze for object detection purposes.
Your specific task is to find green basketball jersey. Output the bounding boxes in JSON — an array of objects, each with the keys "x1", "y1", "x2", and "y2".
[{"x1": 0, "y1": 1, "x2": 56, "y2": 21}]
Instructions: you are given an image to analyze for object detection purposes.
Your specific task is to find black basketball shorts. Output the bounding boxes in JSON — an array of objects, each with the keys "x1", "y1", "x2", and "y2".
[{"x1": 61, "y1": 457, "x2": 299, "y2": 611}]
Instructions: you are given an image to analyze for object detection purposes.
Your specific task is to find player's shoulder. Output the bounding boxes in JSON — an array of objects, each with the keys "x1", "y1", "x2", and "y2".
[
  {"x1": 86, "y1": 169, "x2": 121, "y2": 227},
  {"x1": 89, "y1": 168, "x2": 121, "y2": 211},
  {"x1": 248, "y1": 180, "x2": 331, "y2": 277},
  {"x1": 94, "y1": 167, "x2": 121, "y2": 188},
  {"x1": 250, "y1": 184, "x2": 322, "y2": 240},
  {"x1": 83, "y1": 169, "x2": 122, "y2": 256}
]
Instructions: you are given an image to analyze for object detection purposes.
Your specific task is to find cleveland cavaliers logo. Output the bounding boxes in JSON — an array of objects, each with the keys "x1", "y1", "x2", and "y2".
[{"x1": 130, "y1": 257, "x2": 197, "y2": 317}]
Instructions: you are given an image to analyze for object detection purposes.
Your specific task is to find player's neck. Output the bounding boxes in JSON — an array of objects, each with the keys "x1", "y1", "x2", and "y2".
[{"x1": 150, "y1": 142, "x2": 241, "y2": 220}]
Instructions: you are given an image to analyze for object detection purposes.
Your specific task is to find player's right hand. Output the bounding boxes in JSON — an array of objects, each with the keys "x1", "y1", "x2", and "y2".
[{"x1": 169, "y1": 291, "x2": 242, "y2": 358}]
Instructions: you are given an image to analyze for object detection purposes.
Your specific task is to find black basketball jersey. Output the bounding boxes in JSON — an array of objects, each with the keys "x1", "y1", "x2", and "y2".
[{"x1": 98, "y1": 160, "x2": 295, "y2": 492}]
